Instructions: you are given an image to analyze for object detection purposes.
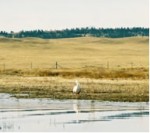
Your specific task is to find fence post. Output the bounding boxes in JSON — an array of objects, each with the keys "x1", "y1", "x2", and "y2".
[{"x1": 56, "y1": 62, "x2": 58, "y2": 69}]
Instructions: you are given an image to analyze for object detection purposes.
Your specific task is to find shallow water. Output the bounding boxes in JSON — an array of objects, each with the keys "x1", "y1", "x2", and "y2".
[{"x1": 0, "y1": 93, "x2": 149, "y2": 132}]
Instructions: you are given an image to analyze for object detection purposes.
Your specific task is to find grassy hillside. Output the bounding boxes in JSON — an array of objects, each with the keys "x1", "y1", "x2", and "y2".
[
  {"x1": 0, "y1": 36, "x2": 149, "y2": 101},
  {"x1": 0, "y1": 36, "x2": 149, "y2": 69}
]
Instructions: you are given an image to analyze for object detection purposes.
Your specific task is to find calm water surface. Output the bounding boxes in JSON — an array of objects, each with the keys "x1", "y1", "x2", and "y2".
[{"x1": 0, "y1": 93, "x2": 149, "y2": 132}]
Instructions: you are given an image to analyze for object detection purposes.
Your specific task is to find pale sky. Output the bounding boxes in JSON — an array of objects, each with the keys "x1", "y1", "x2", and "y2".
[{"x1": 0, "y1": 0, "x2": 149, "y2": 32}]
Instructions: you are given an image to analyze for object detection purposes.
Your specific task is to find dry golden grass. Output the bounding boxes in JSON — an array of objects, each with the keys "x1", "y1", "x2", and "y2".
[
  {"x1": 0, "y1": 36, "x2": 149, "y2": 101},
  {"x1": 0, "y1": 36, "x2": 149, "y2": 69},
  {"x1": 0, "y1": 67, "x2": 148, "y2": 79}
]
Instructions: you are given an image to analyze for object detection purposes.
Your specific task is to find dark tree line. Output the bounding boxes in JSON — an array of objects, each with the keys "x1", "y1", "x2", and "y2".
[{"x1": 0, "y1": 27, "x2": 149, "y2": 39}]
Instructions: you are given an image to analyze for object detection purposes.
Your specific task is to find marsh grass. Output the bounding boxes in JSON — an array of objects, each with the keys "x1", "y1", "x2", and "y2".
[
  {"x1": 0, "y1": 67, "x2": 148, "y2": 79},
  {"x1": 0, "y1": 76, "x2": 148, "y2": 102}
]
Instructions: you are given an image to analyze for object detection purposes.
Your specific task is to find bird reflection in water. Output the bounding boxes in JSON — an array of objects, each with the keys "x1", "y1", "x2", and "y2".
[{"x1": 73, "y1": 102, "x2": 80, "y2": 123}]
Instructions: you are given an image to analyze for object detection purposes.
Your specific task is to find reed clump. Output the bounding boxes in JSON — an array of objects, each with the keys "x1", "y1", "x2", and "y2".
[{"x1": 0, "y1": 67, "x2": 148, "y2": 79}]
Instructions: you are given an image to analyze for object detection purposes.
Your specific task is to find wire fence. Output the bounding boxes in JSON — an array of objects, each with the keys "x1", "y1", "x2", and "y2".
[
  {"x1": 0, "y1": 62, "x2": 64, "y2": 70},
  {"x1": 0, "y1": 61, "x2": 147, "y2": 71}
]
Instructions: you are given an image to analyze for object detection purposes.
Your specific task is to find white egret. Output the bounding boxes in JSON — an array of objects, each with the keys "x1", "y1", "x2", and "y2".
[{"x1": 73, "y1": 80, "x2": 81, "y2": 94}]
